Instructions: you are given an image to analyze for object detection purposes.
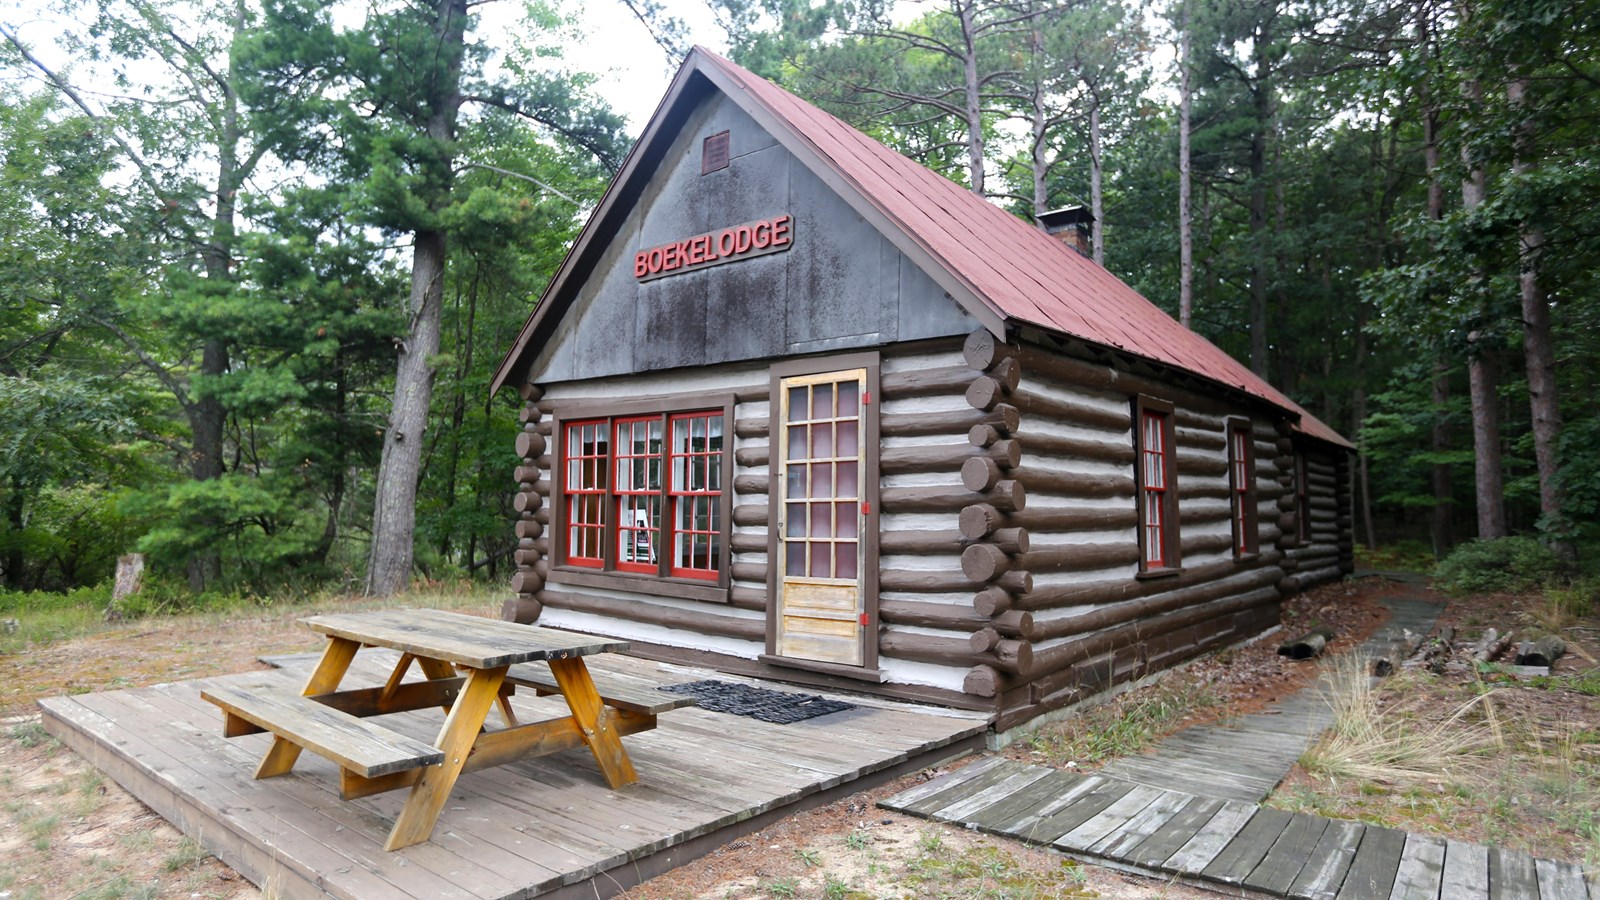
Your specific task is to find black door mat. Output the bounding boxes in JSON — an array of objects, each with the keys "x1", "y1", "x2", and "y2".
[{"x1": 660, "y1": 680, "x2": 856, "y2": 724}]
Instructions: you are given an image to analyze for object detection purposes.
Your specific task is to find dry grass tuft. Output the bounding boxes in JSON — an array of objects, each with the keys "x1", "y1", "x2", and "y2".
[{"x1": 1301, "y1": 656, "x2": 1505, "y2": 785}]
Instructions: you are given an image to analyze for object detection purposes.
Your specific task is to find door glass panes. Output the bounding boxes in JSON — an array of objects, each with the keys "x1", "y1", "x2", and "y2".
[
  {"x1": 780, "y1": 372, "x2": 864, "y2": 581},
  {"x1": 614, "y1": 417, "x2": 663, "y2": 572}
]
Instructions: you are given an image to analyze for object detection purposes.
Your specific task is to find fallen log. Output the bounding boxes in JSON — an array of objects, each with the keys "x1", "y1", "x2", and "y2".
[
  {"x1": 1470, "y1": 628, "x2": 1514, "y2": 664},
  {"x1": 1514, "y1": 635, "x2": 1566, "y2": 667},
  {"x1": 1277, "y1": 627, "x2": 1335, "y2": 660},
  {"x1": 1401, "y1": 626, "x2": 1455, "y2": 672},
  {"x1": 1371, "y1": 628, "x2": 1427, "y2": 677}
]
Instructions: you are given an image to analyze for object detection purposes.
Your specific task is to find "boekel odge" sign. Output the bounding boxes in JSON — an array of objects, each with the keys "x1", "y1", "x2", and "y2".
[{"x1": 634, "y1": 214, "x2": 793, "y2": 282}]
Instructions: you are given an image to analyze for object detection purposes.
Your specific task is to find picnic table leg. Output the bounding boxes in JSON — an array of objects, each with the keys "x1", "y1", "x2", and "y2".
[
  {"x1": 384, "y1": 665, "x2": 508, "y2": 851},
  {"x1": 548, "y1": 657, "x2": 638, "y2": 789},
  {"x1": 413, "y1": 657, "x2": 459, "y2": 715},
  {"x1": 256, "y1": 636, "x2": 360, "y2": 779}
]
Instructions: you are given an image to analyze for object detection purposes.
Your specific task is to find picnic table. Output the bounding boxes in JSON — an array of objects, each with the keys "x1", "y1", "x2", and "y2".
[{"x1": 200, "y1": 608, "x2": 692, "y2": 850}]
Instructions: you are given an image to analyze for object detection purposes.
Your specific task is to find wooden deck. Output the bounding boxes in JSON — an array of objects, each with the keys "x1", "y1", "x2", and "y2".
[
  {"x1": 40, "y1": 650, "x2": 987, "y2": 900},
  {"x1": 884, "y1": 758, "x2": 1596, "y2": 899}
]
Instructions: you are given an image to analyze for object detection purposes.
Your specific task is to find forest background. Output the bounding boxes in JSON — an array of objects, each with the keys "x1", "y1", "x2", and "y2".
[{"x1": 1, "y1": 0, "x2": 1596, "y2": 609}]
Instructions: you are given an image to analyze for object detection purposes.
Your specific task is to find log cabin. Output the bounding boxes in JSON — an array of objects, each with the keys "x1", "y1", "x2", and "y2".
[{"x1": 489, "y1": 47, "x2": 1354, "y2": 732}]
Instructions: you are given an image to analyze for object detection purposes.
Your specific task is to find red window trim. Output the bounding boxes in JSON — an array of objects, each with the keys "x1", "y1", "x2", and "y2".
[
  {"x1": 1296, "y1": 450, "x2": 1312, "y2": 545},
  {"x1": 612, "y1": 416, "x2": 661, "y2": 575},
  {"x1": 554, "y1": 405, "x2": 729, "y2": 587},
  {"x1": 1134, "y1": 395, "x2": 1180, "y2": 575},
  {"x1": 1228, "y1": 418, "x2": 1257, "y2": 559},
  {"x1": 667, "y1": 411, "x2": 721, "y2": 582},
  {"x1": 562, "y1": 419, "x2": 609, "y2": 569}
]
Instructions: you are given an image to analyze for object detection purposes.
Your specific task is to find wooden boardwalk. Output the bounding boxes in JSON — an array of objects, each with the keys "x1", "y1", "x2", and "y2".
[
  {"x1": 882, "y1": 757, "x2": 1596, "y2": 900},
  {"x1": 41, "y1": 650, "x2": 987, "y2": 900},
  {"x1": 1100, "y1": 595, "x2": 1445, "y2": 802}
]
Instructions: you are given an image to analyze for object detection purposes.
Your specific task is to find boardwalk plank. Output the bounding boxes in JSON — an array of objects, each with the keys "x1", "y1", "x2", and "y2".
[
  {"x1": 1490, "y1": 848, "x2": 1540, "y2": 900},
  {"x1": 1052, "y1": 784, "x2": 1167, "y2": 853},
  {"x1": 1289, "y1": 819, "x2": 1365, "y2": 900},
  {"x1": 878, "y1": 756, "x2": 1009, "y2": 812},
  {"x1": 898, "y1": 759, "x2": 1026, "y2": 816},
  {"x1": 1244, "y1": 812, "x2": 1330, "y2": 895},
  {"x1": 1021, "y1": 778, "x2": 1137, "y2": 846},
  {"x1": 1201, "y1": 807, "x2": 1294, "y2": 885},
  {"x1": 933, "y1": 766, "x2": 1057, "y2": 824},
  {"x1": 1085, "y1": 788, "x2": 1192, "y2": 858},
  {"x1": 1534, "y1": 857, "x2": 1590, "y2": 900},
  {"x1": 1440, "y1": 839, "x2": 1490, "y2": 900},
  {"x1": 1123, "y1": 796, "x2": 1225, "y2": 870},
  {"x1": 996, "y1": 774, "x2": 1107, "y2": 841},
  {"x1": 959, "y1": 769, "x2": 1086, "y2": 837},
  {"x1": 1389, "y1": 832, "x2": 1446, "y2": 900},
  {"x1": 1337, "y1": 825, "x2": 1407, "y2": 900},
  {"x1": 1164, "y1": 801, "x2": 1260, "y2": 874}
]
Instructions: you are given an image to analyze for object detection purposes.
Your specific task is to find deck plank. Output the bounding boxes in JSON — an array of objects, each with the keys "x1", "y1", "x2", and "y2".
[
  {"x1": 1052, "y1": 784, "x2": 1167, "y2": 853},
  {"x1": 1083, "y1": 788, "x2": 1192, "y2": 858},
  {"x1": 1490, "y1": 847, "x2": 1540, "y2": 900},
  {"x1": 1288, "y1": 819, "x2": 1366, "y2": 900},
  {"x1": 1122, "y1": 796, "x2": 1225, "y2": 870},
  {"x1": 955, "y1": 769, "x2": 1087, "y2": 838},
  {"x1": 1337, "y1": 825, "x2": 1407, "y2": 900},
  {"x1": 1244, "y1": 812, "x2": 1330, "y2": 895},
  {"x1": 1022, "y1": 777, "x2": 1137, "y2": 846},
  {"x1": 1200, "y1": 807, "x2": 1293, "y2": 885},
  {"x1": 1163, "y1": 800, "x2": 1259, "y2": 874},
  {"x1": 1534, "y1": 857, "x2": 1591, "y2": 900},
  {"x1": 1439, "y1": 839, "x2": 1490, "y2": 900},
  {"x1": 1389, "y1": 832, "x2": 1446, "y2": 900}
]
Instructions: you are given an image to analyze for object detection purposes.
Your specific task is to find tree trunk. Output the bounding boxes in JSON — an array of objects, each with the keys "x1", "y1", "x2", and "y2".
[
  {"x1": 1029, "y1": 26, "x2": 1049, "y2": 215},
  {"x1": 368, "y1": 229, "x2": 448, "y2": 596},
  {"x1": 1247, "y1": 24, "x2": 1274, "y2": 379},
  {"x1": 959, "y1": 0, "x2": 985, "y2": 196},
  {"x1": 1430, "y1": 362, "x2": 1453, "y2": 557},
  {"x1": 1088, "y1": 100, "x2": 1104, "y2": 265},
  {"x1": 1460, "y1": 80, "x2": 1505, "y2": 541},
  {"x1": 1177, "y1": 0, "x2": 1194, "y2": 329},
  {"x1": 1508, "y1": 78, "x2": 1565, "y2": 543},
  {"x1": 3, "y1": 475, "x2": 25, "y2": 588},
  {"x1": 365, "y1": 0, "x2": 467, "y2": 597},
  {"x1": 1418, "y1": 4, "x2": 1452, "y2": 556}
]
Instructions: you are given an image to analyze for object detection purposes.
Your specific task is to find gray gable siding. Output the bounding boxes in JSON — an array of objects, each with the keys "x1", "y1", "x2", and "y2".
[{"x1": 531, "y1": 91, "x2": 977, "y2": 384}]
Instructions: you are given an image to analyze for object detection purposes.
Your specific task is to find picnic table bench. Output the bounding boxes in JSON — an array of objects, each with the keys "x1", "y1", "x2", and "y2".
[{"x1": 200, "y1": 608, "x2": 690, "y2": 850}]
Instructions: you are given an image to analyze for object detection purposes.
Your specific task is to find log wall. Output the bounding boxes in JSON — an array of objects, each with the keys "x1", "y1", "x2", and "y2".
[
  {"x1": 966, "y1": 331, "x2": 1310, "y2": 731},
  {"x1": 503, "y1": 329, "x2": 1352, "y2": 727}
]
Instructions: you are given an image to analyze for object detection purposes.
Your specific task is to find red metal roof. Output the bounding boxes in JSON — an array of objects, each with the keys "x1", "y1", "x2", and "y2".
[
  {"x1": 695, "y1": 49, "x2": 1348, "y2": 448},
  {"x1": 491, "y1": 47, "x2": 1349, "y2": 449}
]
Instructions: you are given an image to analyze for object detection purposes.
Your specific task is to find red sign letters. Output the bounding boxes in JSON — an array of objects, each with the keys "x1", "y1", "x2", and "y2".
[{"x1": 634, "y1": 214, "x2": 793, "y2": 281}]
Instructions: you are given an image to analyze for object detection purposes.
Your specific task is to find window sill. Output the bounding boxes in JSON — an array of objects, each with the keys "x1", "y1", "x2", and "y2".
[
  {"x1": 549, "y1": 567, "x2": 728, "y2": 603},
  {"x1": 1234, "y1": 552, "x2": 1260, "y2": 563},
  {"x1": 759, "y1": 654, "x2": 885, "y2": 683},
  {"x1": 1135, "y1": 566, "x2": 1183, "y2": 581}
]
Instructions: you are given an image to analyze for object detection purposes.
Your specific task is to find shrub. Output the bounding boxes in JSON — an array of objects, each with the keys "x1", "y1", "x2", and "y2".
[{"x1": 1434, "y1": 537, "x2": 1565, "y2": 595}]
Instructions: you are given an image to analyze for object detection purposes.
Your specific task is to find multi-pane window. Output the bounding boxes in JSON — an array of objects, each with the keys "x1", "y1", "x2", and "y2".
[
  {"x1": 781, "y1": 375, "x2": 863, "y2": 582},
  {"x1": 1228, "y1": 420, "x2": 1257, "y2": 558},
  {"x1": 1134, "y1": 397, "x2": 1179, "y2": 573},
  {"x1": 563, "y1": 421, "x2": 610, "y2": 568},
  {"x1": 1296, "y1": 452, "x2": 1312, "y2": 545},
  {"x1": 669, "y1": 413, "x2": 723, "y2": 579},
  {"x1": 560, "y1": 410, "x2": 725, "y2": 581}
]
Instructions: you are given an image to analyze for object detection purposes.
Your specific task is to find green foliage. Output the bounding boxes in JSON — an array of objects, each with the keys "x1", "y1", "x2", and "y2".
[{"x1": 1434, "y1": 537, "x2": 1566, "y2": 595}]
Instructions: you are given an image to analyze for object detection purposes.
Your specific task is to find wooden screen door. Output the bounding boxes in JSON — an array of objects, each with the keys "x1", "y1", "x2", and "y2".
[{"x1": 774, "y1": 369, "x2": 866, "y2": 666}]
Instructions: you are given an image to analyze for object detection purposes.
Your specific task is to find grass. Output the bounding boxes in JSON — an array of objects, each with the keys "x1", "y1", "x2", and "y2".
[
  {"x1": 1300, "y1": 659, "x2": 1504, "y2": 784},
  {"x1": 897, "y1": 840, "x2": 1097, "y2": 898},
  {"x1": 0, "y1": 578, "x2": 502, "y2": 657},
  {"x1": 1020, "y1": 674, "x2": 1222, "y2": 767}
]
